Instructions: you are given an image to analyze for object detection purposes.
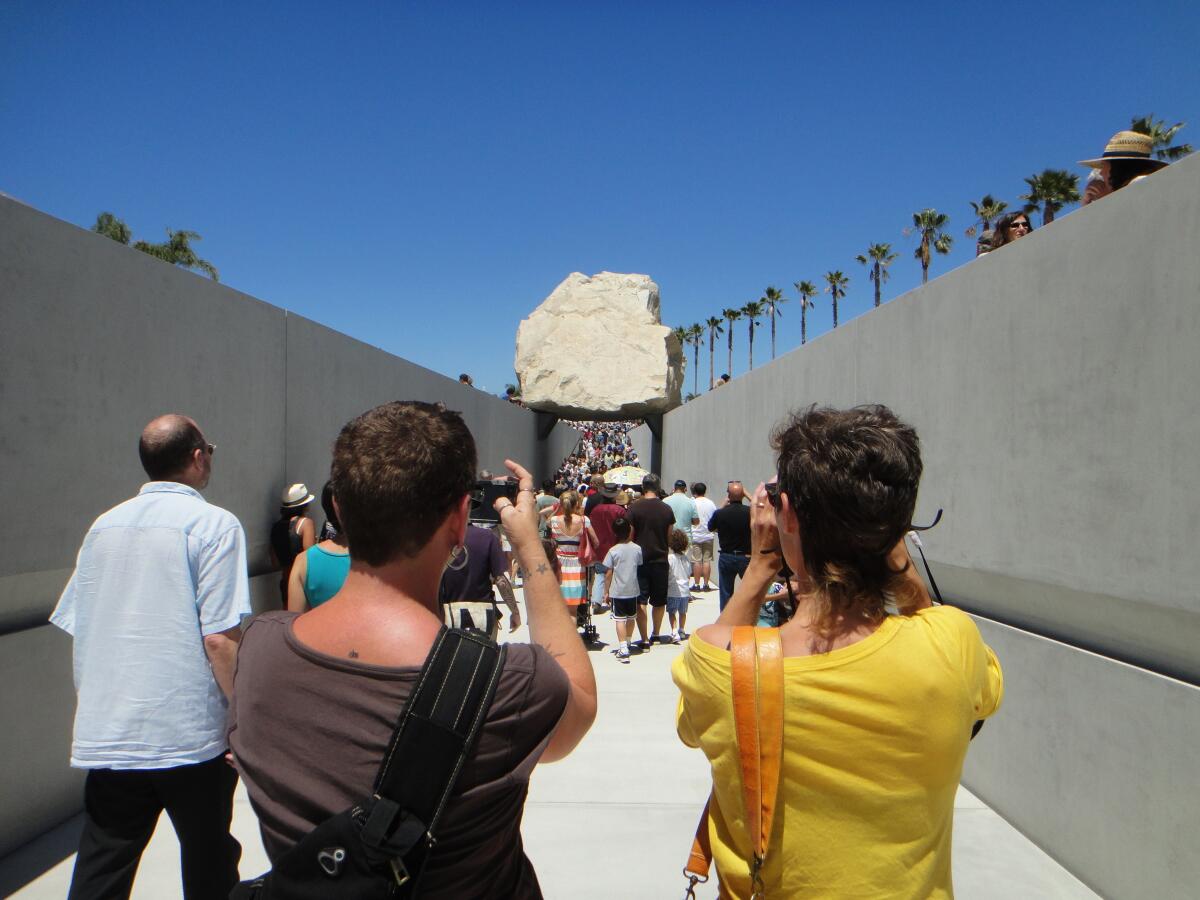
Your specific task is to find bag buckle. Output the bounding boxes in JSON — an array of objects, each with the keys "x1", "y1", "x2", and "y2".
[
  {"x1": 681, "y1": 869, "x2": 708, "y2": 899},
  {"x1": 389, "y1": 857, "x2": 411, "y2": 887}
]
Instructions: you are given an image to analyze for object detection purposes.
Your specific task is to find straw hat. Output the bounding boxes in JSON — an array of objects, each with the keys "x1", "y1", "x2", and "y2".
[
  {"x1": 1079, "y1": 131, "x2": 1168, "y2": 169},
  {"x1": 281, "y1": 483, "x2": 314, "y2": 508}
]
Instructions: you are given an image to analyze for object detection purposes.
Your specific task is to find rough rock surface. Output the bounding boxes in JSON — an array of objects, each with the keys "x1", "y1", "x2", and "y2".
[{"x1": 515, "y1": 272, "x2": 683, "y2": 419}]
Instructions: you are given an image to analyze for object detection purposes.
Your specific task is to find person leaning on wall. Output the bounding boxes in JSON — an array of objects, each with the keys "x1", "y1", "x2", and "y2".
[{"x1": 1080, "y1": 130, "x2": 1170, "y2": 205}]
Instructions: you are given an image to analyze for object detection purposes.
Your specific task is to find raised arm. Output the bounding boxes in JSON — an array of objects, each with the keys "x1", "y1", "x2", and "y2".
[
  {"x1": 705, "y1": 484, "x2": 784, "y2": 639},
  {"x1": 497, "y1": 460, "x2": 597, "y2": 763}
]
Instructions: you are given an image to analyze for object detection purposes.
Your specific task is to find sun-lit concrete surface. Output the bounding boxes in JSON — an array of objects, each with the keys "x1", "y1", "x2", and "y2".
[{"x1": 4, "y1": 589, "x2": 1096, "y2": 898}]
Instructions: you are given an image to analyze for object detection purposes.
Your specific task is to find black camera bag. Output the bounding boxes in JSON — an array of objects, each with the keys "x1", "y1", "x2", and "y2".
[{"x1": 231, "y1": 627, "x2": 507, "y2": 899}]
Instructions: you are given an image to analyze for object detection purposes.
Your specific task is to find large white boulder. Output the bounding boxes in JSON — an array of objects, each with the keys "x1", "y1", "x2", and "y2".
[{"x1": 515, "y1": 272, "x2": 683, "y2": 419}]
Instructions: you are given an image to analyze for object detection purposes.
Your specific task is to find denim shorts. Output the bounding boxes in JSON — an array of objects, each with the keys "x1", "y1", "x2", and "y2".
[{"x1": 666, "y1": 595, "x2": 689, "y2": 616}]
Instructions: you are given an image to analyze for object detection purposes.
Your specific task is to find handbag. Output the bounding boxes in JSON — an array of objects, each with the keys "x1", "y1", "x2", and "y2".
[
  {"x1": 682, "y1": 626, "x2": 783, "y2": 899},
  {"x1": 577, "y1": 520, "x2": 596, "y2": 568},
  {"x1": 231, "y1": 627, "x2": 507, "y2": 899}
]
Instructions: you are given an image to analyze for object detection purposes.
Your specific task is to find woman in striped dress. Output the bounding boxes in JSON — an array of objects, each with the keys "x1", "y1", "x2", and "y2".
[{"x1": 549, "y1": 491, "x2": 599, "y2": 623}]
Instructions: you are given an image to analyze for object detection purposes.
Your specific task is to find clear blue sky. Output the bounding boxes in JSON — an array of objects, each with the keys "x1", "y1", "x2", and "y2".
[{"x1": 3, "y1": 2, "x2": 1197, "y2": 395}]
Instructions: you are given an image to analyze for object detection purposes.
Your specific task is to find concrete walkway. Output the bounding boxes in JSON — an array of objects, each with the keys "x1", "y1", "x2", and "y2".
[{"x1": 5, "y1": 589, "x2": 1096, "y2": 898}]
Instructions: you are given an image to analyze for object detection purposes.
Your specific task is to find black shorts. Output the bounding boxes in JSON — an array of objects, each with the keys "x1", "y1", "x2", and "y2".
[
  {"x1": 611, "y1": 597, "x2": 639, "y2": 618},
  {"x1": 637, "y1": 561, "x2": 669, "y2": 608}
]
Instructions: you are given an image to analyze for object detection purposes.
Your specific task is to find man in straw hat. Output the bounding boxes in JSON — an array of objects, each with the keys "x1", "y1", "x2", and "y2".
[{"x1": 1080, "y1": 130, "x2": 1169, "y2": 206}]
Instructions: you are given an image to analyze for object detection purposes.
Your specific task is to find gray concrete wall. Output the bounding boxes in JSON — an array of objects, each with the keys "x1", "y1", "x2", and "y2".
[
  {"x1": 659, "y1": 154, "x2": 1200, "y2": 898},
  {"x1": 0, "y1": 196, "x2": 578, "y2": 857}
]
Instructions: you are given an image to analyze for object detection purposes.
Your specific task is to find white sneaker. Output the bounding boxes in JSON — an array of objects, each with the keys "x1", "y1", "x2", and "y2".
[{"x1": 671, "y1": 630, "x2": 681, "y2": 644}]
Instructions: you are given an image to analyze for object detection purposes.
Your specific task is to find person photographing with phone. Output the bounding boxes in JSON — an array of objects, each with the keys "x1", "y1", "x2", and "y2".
[{"x1": 673, "y1": 405, "x2": 1003, "y2": 898}]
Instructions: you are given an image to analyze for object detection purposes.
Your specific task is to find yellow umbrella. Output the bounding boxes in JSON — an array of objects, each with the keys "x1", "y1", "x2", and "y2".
[{"x1": 603, "y1": 465, "x2": 651, "y2": 487}]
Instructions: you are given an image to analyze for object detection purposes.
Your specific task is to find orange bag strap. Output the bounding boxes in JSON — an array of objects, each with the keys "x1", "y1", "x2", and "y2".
[{"x1": 682, "y1": 626, "x2": 784, "y2": 899}]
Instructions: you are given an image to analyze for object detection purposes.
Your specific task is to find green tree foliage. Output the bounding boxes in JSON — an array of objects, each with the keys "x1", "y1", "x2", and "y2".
[
  {"x1": 823, "y1": 271, "x2": 848, "y2": 328},
  {"x1": 722, "y1": 307, "x2": 742, "y2": 377},
  {"x1": 855, "y1": 243, "x2": 897, "y2": 308},
  {"x1": 793, "y1": 280, "x2": 818, "y2": 345},
  {"x1": 91, "y1": 212, "x2": 132, "y2": 245},
  {"x1": 91, "y1": 212, "x2": 220, "y2": 281},
  {"x1": 1130, "y1": 114, "x2": 1193, "y2": 161},
  {"x1": 1020, "y1": 170, "x2": 1080, "y2": 226},
  {"x1": 965, "y1": 194, "x2": 1008, "y2": 238},
  {"x1": 911, "y1": 209, "x2": 953, "y2": 284},
  {"x1": 705, "y1": 316, "x2": 724, "y2": 390}
]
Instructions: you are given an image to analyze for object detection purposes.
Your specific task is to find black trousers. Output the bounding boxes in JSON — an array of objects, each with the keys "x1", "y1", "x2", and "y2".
[{"x1": 67, "y1": 754, "x2": 241, "y2": 900}]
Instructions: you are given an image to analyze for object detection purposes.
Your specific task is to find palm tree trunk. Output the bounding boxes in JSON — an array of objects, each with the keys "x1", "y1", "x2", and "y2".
[
  {"x1": 727, "y1": 330, "x2": 734, "y2": 377},
  {"x1": 692, "y1": 344, "x2": 699, "y2": 396},
  {"x1": 1044, "y1": 204, "x2": 1055, "y2": 225},
  {"x1": 833, "y1": 296, "x2": 839, "y2": 329},
  {"x1": 770, "y1": 311, "x2": 776, "y2": 359},
  {"x1": 748, "y1": 324, "x2": 754, "y2": 370},
  {"x1": 708, "y1": 333, "x2": 715, "y2": 390},
  {"x1": 873, "y1": 263, "x2": 881, "y2": 307},
  {"x1": 801, "y1": 305, "x2": 807, "y2": 345}
]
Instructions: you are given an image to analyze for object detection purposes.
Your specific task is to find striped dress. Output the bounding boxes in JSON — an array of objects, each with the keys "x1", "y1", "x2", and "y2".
[{"x1": 550, "y1": 515, "x2": 591, "y2": 606}]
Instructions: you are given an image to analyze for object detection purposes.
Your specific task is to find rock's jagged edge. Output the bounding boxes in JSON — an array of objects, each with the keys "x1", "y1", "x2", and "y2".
[{"x1": 515, "y1": 271, "x2": 684, "y2": 418}]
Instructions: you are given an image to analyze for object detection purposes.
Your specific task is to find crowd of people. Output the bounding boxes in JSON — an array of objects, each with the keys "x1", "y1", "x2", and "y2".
[
  {"x1": 554, "y1": 419, "x2": 640, "y2": 490},
  {"x1": 51, "y1": 401, "x2": 1003, "y2": 899}
]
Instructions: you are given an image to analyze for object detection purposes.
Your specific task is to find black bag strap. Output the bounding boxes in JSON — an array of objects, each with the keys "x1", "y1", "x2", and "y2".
[{"x1": 360, "y1": 627, "x2": 506, "y2": 853}]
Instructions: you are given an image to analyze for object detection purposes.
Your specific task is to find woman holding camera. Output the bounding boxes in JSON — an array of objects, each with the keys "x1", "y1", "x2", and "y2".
[{"x1": 672, "y1": 405, "x2": 1002, "y2": 898}]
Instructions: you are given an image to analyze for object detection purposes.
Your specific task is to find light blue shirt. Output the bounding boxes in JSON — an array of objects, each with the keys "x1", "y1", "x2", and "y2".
[
  {"x1": 664, "y1": 492, "x2": 699, "y2": 538},
  {"x1": 51, "y1": 482, "x2": 251, "y2": 769}
]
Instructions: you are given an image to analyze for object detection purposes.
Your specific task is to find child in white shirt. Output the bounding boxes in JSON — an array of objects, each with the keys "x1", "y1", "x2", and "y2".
[{"x1": 666, "y1": 528, "x2": 693, "y2": 644}]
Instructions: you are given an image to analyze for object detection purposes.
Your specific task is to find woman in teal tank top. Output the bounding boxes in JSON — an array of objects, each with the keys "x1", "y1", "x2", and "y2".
[{"x1": 286, "y1": 482, "x2": 350, "y2": 611}]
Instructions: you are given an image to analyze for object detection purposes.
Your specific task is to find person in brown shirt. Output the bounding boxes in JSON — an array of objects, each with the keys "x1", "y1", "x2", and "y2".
[{"x1": 229, "y1": 401, "x2": 598, "y2": 898}]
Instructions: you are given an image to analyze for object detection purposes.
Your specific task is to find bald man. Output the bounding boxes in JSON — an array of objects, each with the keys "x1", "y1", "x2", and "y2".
[
  {"x1": 708, "y1": 480, "x2": 753, "y2": 611},
  {"x1": 51, "y1": 414, "x2": 250, "y2": 899}
]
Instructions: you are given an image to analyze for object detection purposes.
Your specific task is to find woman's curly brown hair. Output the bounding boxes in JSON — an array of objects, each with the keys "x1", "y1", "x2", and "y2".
[{"x1": 772, "y1": 404, "x2": 923, "y2": 636}]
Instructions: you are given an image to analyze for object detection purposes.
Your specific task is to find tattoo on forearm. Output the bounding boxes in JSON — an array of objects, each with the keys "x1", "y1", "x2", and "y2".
[
  {"x1": 536, "y1": 562, "x2": 549, "y2": 574},
  {"x1": 348, "y1": 649, "x2": 359, "y2": 659}
]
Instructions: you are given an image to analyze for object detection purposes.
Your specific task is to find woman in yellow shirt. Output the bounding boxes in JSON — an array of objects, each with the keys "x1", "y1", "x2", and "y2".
[{"x1": 673, "y1": 405, "x2": 1003, "y2": 898}]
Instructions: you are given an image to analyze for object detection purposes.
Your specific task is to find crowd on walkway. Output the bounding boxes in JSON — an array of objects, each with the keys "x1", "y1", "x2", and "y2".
[
  {"x1": 554, "y1": 420, "x2": 640, "y2": 490},
  {"x1": 50, "y1": 402, "x2": 1002, "y2": 899}
]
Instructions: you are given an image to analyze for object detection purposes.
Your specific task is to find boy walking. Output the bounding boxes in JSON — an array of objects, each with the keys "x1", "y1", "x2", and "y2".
[
  {"x1": 603, "y1": 518, "x2": 643, "y2": 663},
  {"x1": 666, "y1": 528, "x2": 692, "y2": 643}
]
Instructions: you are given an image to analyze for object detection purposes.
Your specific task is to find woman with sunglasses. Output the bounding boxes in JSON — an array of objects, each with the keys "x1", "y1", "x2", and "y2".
[
  {"x1": 991, "y1": 211, "x2": 1034, "y2": 248},
  {"x1": 672, "y1": 405, "x2": 1003, "y2": 898}
]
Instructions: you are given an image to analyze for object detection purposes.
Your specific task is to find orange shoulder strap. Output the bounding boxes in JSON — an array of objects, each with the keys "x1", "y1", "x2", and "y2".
[{"x1": 683, "y1": 626, "x2": 784, "y2": 896}]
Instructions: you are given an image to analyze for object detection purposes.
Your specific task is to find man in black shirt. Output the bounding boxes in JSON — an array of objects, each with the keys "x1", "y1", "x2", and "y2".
[
  {"x1": 626, "y1": 474, "x2": 676, "y2": 646},
  {"x1": 708, "y1": 480, "x2": 752, "y2": 611}
]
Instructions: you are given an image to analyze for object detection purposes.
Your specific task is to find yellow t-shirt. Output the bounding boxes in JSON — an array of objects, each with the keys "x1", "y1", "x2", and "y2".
[{"x1": 672, "y1": 606, "x2": 1003, "y2": 899}]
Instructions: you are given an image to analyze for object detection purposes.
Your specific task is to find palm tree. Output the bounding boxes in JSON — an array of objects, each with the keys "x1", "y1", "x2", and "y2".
[
  {"x1": 1130, "y1": 114, "x2": 1193, "y2": 161},
  {"x1": 1020, "y1": 170, "x2": 1080, "y2": 225},
  {"x1": 741, "y1": 300, "x2": 766, "y2": 370},
  {"x1": 823, "y1": 272, "x2": 848, "y2": 328},
  {"x1": 761, "y1": 286, "x2": 788, "y2": 359},
  {"x1": 686, "y1": 323, "x2": 704, "y2": 397},
  {"x1": 705, "y1": 316, "x2": 724, "y2": 389},
  {"x1": 965, "y1": 195, "x2": 1008, "y2": 237},
  {"x1": 855, "y1": 243, "x2": 898, "y2": 308},
  {"x1": 794, "y1": 280, "x2": 818, "y2": 345},
  {"x1": 911, "y1": 209, "x2": 953, "y2": 284},
  {"x1": 722, "y1": 307, "x2": 742, "y2": 377},
  {"x1": 91, "y1": 212, "x2": 132, "y2": 245},
  {"x1": 134, "y1": 229, "x2": 220, "y2": 281}
]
